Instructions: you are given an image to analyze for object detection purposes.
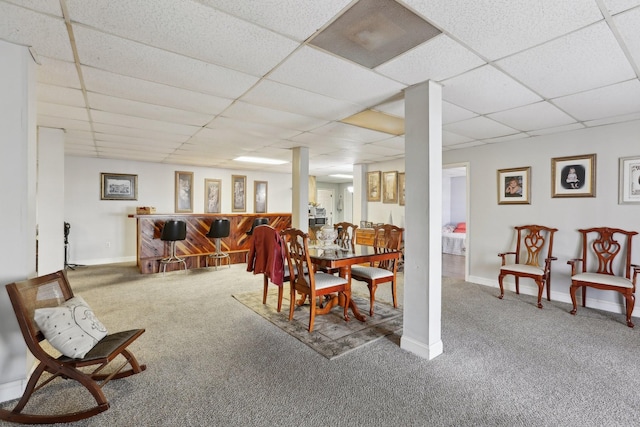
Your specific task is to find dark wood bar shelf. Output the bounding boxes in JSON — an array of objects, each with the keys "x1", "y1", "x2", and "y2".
[{"x1": 129, "y1": 213, "x2": 292, "y2": 274}]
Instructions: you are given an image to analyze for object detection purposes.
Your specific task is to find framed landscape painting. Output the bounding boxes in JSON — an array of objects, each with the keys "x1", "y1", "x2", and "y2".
[
  {"x1": 101, "y1": 173, "x2": 137, "y2": 200},
  {"x1": 367, "y1": 171, "x2": 381, "y2": 202},
  {"x1": 382, "y1": 171, "x2": 398, "y2": 204}
]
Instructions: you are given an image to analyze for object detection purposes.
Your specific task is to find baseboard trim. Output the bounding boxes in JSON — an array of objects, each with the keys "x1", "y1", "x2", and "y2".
[{"x1": 400, "y1": 335, "x2": 443, "y2": 360}]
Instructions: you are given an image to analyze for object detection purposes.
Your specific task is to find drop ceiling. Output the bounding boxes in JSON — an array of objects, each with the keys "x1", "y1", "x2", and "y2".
[{"x1": 1, "y1": 0, "x2": 639, "y2": 184}]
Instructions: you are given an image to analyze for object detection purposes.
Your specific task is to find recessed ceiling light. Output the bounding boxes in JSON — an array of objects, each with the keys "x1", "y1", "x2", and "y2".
[
  {"x1": 330, "y1": 174, "x2": 354, "y2": 179},
  {"x1": 233, "y1": 156, "x2": 288, "y2": 165}
]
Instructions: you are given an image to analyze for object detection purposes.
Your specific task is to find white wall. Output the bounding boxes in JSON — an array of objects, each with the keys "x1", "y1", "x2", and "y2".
[{"x1": 64, "y1": 156, "x2": 293, "y2": 265}]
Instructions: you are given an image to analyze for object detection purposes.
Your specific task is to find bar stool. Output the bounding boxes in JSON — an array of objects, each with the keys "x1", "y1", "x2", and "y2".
[
  {"x1": 246, "y1": 217, "x2": 269, "y2": 236},
  {"x1": 159, "y1": 220, "x2": 187, "y2": 275},
  {"x1": 206, "y1": 218, "x2": 231, "y2": 270}
]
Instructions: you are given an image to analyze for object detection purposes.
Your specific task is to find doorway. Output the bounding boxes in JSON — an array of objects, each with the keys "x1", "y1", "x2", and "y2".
[
  {"x1": 317, "y1": 189, "x2": 335, "y2": 225},
  {"x1": 443, "y1": 163, "x2": 469, "y2": 280}
]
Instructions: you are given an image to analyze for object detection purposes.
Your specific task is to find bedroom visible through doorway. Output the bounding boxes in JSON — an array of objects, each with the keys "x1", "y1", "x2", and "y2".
[{"x1": 443, "y1": 165, "x2": 468, "y2": 280}]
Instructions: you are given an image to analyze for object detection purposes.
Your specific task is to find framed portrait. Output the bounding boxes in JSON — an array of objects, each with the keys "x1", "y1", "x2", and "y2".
[
  {"x1": 232, "y1": 175, "x2": 246, "y2": 212},
  {"x1": 100, "y1": 173, "x2": 137, "y2": 200},
  {"x1": 497, "y1": 167, "x2": 531, "y2": 205},
  {"x1": 383, "y1": 171, "x2": 398, "y2": 204},
  {"x1": 398, "y1": 172, "x2": 406, "y2": 206},
  {"x1": 619, "y1": 156, "x2": 640, "y2": 204},
  {"x1": 204, "y1": 178, "x2": 222, "y2": 213},
  {"x1": 367, "y1": 171, "x2": 381, "y2": 202},
  {"x1": 551, "y1": 154, "x2": 596, "y2": 198},
  {"x1": 254, "y1": 181, "x2": 268, "y2": 213},
  {"x1": 175, "y1": 171, "x2": 194, "y2": 213}
]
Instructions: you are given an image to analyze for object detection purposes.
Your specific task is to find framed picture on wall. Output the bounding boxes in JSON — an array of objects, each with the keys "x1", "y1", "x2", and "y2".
[
  {"x1": 398, "y1": 172, "x2": 406, "y2": 206},
  {"x1": 175, "y1": 171, "x2": 193, "y2": 213},
  {"x1": 204, "y1": 178, "x2": 222, "y2": 213},
  {"x1": 367, "y1": 171, "x2": 381, "y2": 202},
  {"x1": 254, "y1": 181, "x2": 268, "y2": 213},
  {"x1": 100, "y1": 173, "x2": 137, "y2": 200},
  {"x1": 382, "y1": 171, "x2": 398, "y2": 204},
  {"x1": 232, "y1": 175, "x2": 246, "y2": 212},
  {"x1": 551, "y1": 154, "x2": 596, "y2": 198},
  {"x1": 497, "y1": 167, "x2": 531, "y2": 205},
  {"x1": 619, "y1": 156, "x2": 640, "y2": 204}
]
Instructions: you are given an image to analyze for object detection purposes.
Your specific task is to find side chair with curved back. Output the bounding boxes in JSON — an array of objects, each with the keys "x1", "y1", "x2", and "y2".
[
  {"x1": 320, "y1": 222, "x2": 359, "y2": 275},
  {"x1": 498, "y1": 224, "x2": 558, "y2": 309},
  {"x1": 351, "y1": 224, "x2": 404, "y2": 316},
  {"x1": 568, "y1": 227, "x2": 640, "y2": 327},
  {"x1": 280, "y1": 228, "x2": 350, "y2": 332}
]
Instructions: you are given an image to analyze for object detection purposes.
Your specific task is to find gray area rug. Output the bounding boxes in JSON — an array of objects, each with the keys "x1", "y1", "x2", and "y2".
[{"x1": 233, "y1": 289, "x2": 402, "y2": 359}]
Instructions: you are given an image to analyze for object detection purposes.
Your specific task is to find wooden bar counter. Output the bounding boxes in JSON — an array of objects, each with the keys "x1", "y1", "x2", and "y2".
[{"x1": 129, "y1": 213, "x2": 291, "y2": 274}]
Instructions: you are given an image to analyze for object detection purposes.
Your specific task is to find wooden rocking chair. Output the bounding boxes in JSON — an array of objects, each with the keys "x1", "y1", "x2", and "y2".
[
  {"x1": 568, "y1": 227, "x2": 640, "y2": 327},
  {"x1": 0, "y1": 270, "x2": 146, "y2": 424}
]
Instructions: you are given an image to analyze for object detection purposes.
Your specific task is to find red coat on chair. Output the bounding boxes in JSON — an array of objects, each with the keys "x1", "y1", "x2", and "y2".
[{"x1": 246, "y1": 225, "x2": 285, "y2": 286}]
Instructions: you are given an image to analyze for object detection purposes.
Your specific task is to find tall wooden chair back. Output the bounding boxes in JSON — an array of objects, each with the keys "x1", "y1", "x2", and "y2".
[
  {"x1": 498, "y1": 225, "x2": 558, "y2": 308},
  {"x1": 568, "y1": 227, "x2": 640, "y2": 327},
  {"x1": 280, "y1": 228, "x2": 349, "y2": 332},
  {"x1": 351, "y1": 224, "x2": 404, "y2": 316},
  {"x1": 334, "y1": 222, "x2": 358, "y2": 250},
  {"x1": 0, "y1": 270, "x2": 146, "y2": 424}
]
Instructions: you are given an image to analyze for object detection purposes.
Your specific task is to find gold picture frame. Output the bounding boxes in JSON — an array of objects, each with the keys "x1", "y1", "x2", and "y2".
[
  {"x1": 204, "y1": 178, "x2": 222, "y2": 213},
  {"x1": 367, "y1": 171, "x2": 381, "y2": 202},
  {"x1": 254, "y1": 181, "x2": 268, "y2": 213},
  {"x1": 398, "y1": 172, "x2": 406, "y2": 206},
  {"x1": 618, "y1": 155, "x2": 640, "y2": 204},
  {"x1": 175, "y1": 171, "x2": 193, "y2": 213},
  {"x1": 100, "y1": 172, "x2": 137, "y2": 200},
  {"x1": 232, "y1": 175, "x2": 247, "y2": 212},
  {"x1": 551, "y1": 154, "x2": 596, "y2": 198},
  {"x1": 382, "y1": 171, "x2": 398, "y2": 204},
  {"x1": 497, "y1": 167, "x2": 531, "y2": 205}
]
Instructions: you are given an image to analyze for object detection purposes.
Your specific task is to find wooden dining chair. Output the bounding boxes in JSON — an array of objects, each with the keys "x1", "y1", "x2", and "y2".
[
  {"x1": 498, "y1": 224, "x2": 558, "y2": 308},
  {"x1": 0, "y1": 270, "x2": 146, "y2": 424},
  {"x1": 280, "y1": 228, "x2": 350, "y2": 332},
  {"x1": 351, "y1": 224, "x2": 403, "y2": 316},
  {"x1": 568, "y1": 227, "x2": 640, "y2": 327}
]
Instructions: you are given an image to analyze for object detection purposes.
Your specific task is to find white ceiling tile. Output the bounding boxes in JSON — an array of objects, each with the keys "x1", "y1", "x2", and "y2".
[
  {"x1": 374, "y1": 98, "x2": 404, "y2": 117},
  {"x1": 601, "y1": 0, "x2": 640, "y2": 15},
  {"x1": 443, "y1": 101, "x2": 478, "y2": 124},
  {"x1": 376, "y1": 35, "x2": 485, "y2": 84},
  {"x1": 90, "y1": 110, "x2": 201, "y2": 136},
  {"x1": 527, "y1": 123, "x2": 587, "y2": 136},
  {"x1": 73, "y1": 26, "x2": 259, "y2": 99},
  {"x1": 445, "y1": 140, "x2": 486, "y2": 150},
  {"x1": 92, "y1": 123, "x2": 190, "y2": 143},
  {"x1": 405, "y1": 0, "x2": 603, "y2": 60},
  {"x1": 96, "y1": 140, "x2": 177, "y2": 154},
  {"x1": 206, "y1": 116, "x2": 300, "y2": 140},
  {"x1": 0, "y1": 2, "x2": 72, "y2": 60},
  {"x1": 442, "y1": 65, "x2": 542, "y2": 114},
  {"x1": 443, "y1": 131, "x2": 474, "y2": 146},
  {"x1": 38, "y1": 102, "x2": 89, "y2": 121},
  {"x1": 370, "y1": 136, "x2": 405, "y2": 151},
  {"x1": 241, "y1": 80, "x2": 362, "y2": 121},
  {"x1": 37, "y1": 115, "x2": 92, "y2": 132},
  {"x1": 36, "y1": 58, "x2": 81, "y2": 89},
  {"x1": 268, "y1": 46, "x2": 405, "y2": 106},
  {"x1": 308, "y1": 122, "x2": 391, "y2": 143},
  {"x1": 497, "y1": 22, "x2": 636, "y2": 98},
  {"x1": 189, "y1": 127, "x2": 271, "y2": 148},
  {"x1": 97, "y1": 148, "x2": 169, "y2": 162},
  {"x1": 67, "y1": 0, "x2": 298, "y2": 77},
  {"x1": 584, "y1": 111, "x2": 640, "y2": 127},
  {"x1": 95, "y1": 133, "x2": 184, "y2": 149},
  {"x1": 613, "y1": 7, "x2": 640, "y2": 67},
  {"x1": 38, "y1": 84, "x2": 85, "y2": 107},
  {"x1": 222, "y1": 101, "x2": 328, "y2": 132},
  {"x1": 488, "y1": 101, "x2": 577, "y2": 132},
  {"x1": 198, "y1": 0, "x2": 352, "y2": 41},
  {"x1": 552, "y1": 80, "x2": 640, "y2": 121},
  {"x1": 4, "y1": 0, "x2": 62, "y2": 16},
  {"x1": 290, "y1": 132, "x2": 368, "y2": 149},
  {"x1": 82, "y1": 67, "x2": 233, "y2": 115},
  {"x1": 481, "y1": 133, "x2": 530, "y2": 144},
  {"x1": 443, "y1": 116, "x2": 520, "y2": 140},
  {"x1": 87, "y1": 93, "x2": 214, "y2": 127}
]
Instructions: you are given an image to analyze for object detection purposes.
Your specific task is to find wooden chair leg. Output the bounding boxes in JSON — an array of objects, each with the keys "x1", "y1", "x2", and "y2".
[
  {"x1": 498, "y1": 273, "x2": 506, "y2": 300},
  {"x1": 624, "y1": 293, "x2": 635, "y2": 328},
  {"x1": 535, "y1": 279, "x2": 544, "y2": 309},
  {"x1": 262, "y1": 275, "x2": 268, "y2": 305},
  {"x1": 276, "y1": 285, "x2": 283, "y2": 313}
]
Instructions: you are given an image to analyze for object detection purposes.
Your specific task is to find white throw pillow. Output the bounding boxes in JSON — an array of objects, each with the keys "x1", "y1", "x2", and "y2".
[{"x1": 34, "y1": 296, "x2": 107, "y2": 359}]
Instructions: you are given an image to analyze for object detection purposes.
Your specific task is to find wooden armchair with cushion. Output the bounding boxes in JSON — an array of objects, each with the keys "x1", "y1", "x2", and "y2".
[
  {"x1": 280, "y1": 228, "x2": 350, "y2": 332},
  {"x1": 0, "y1": 270, "x2": 146, "y2": 424},
  {"x1": 351, "y1": 224, "x2": 404, "y2": 316},
  {"x1": 498, "y1": 225, "x2": 558, "y2": 309},
  {"x1": 568, "y1": 227, "x2": 640, "y2": 327}
]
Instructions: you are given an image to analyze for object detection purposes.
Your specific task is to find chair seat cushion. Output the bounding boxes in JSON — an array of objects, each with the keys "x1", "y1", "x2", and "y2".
[
  {"x1": 314, "y1": 272, "x2": 348, "y2": 290},
  {"x1": 34, "y1": 296, "x2": 108, "y2": 359},
  {"x1": 500, "y1": 264, "x2": 543, "y2": 276},
  {"x1": 351, "y1": 266, "x2": 393, "y2": 280},
  {"x1": 572, "y1": 272, "x2": 633, "y2": 288}
]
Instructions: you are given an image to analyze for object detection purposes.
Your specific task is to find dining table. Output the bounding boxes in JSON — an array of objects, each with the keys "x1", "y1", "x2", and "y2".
[{"x1": 307, "y1": 243, "x2": 400, "y2": 322}]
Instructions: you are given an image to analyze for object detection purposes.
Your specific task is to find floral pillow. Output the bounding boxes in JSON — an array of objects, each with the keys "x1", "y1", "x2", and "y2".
[
  {"x1": 34, "y1": 296, "x2": 107, "y2": 359},
  {"x1": 442, "y1": 224, "x2": 456, "y2": 233}
]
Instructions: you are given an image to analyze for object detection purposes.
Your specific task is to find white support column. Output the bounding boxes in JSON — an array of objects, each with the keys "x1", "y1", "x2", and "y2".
[
  {"x1": 401, "y1": 80, "x2": 443, "y2": 360},
  {"x1": 291, "y1": 147, "x2": 309, "y2": 232},
  {"x1": 0, "y1": 40, "x2": 38, "y2": 402},
  {"x1": 352, "y1": 163, "x2": 367, "y2": 227}
]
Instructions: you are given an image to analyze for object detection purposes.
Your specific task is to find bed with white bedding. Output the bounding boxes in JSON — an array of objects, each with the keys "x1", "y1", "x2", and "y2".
[{"x1": 442, "y1": 222, "x2": 466, "y2": 256}]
